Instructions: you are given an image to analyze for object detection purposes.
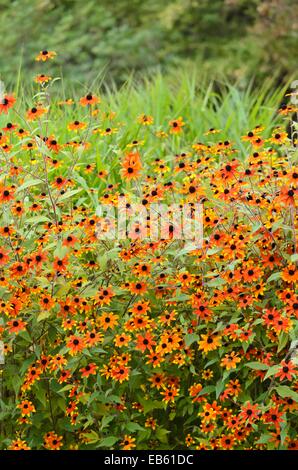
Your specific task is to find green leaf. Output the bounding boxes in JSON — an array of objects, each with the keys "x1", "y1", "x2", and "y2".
[
  {"x1": 266, "y1": 272, "x2": 281, "y2": 282},
  {"x1": 16, "y1": 179, "x2": 43, "y2": 192},
  {"x1": 37, "y1": 311, "x2": 51, "y2": 322},
  {"x1": 126, "y1": 422, "x2": 144, "y2": 432},
  {"x1": 97, "y1": 436, "x2": 118, "y2": 447},
  {"x1": 57, "y1": 189, "x2": 82, "y2": 202},
  {"x1": 83, "y1": 430, "x2": 99, "y2": 444},
  {"x1": 246, "y1": 362, "x2": 269, "y2": 370},
  {"x1": 156, "y1": 428, "x2": 170, "y2": 444},
  {"x1": 198, "y1": 385, "x2": 215, "y2": 396},
  {"x1": 275, "y1": 386, "x2": 298, "y2": 402},
  {"x1": 215, "y1": 379, "x2": 225, "y2": 398},
  {"x1": 277, "y1": 332, "x2": 289, "y2": 353},
  {"x1": 290, "y1": 254, "x2": 298, "y2": 263},
  {"x1": 264, "y1": 365, "x2": 280, "y2": 380},
  {"x1": 184, "y1": 333, "x2": 200, "y2": 347}
]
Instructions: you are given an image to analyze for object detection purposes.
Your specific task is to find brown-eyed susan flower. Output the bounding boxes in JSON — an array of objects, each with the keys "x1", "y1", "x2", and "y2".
[
  {"x1": 8, "y1": 439, "x2": 31, "y2": 450},
  {"x1": 0, "y1": 247, "x2": 10, "y2": 266},
  {"x1": 278, "y1": 186, "x2": 297, "y2": 205},
  {"x1": 98, "y1": 127, "x2": 118, "y2": 136},
  {"x1": 120, "y1": 435, "x2": 135, "y2": 450},
  {"x1": 26, "y1": 106, "x2": 47, "y2": 121},
  {"x1": 282, "y1": 264, "x2": 298, "y2": 283},
  {"x1": 198, "y1": 333, "x2": 222, "y2": 353},
  {"x1": 66, "y1": 335, "x2": 85, "y2": 354},
  {"x1": 17, "y1": 400, "x2": 36, "y2": 416},
  {"x1": 79, "y1": 93, "x2": 100, "y2": 106},
  {"x1": 2, "y1": 122, "x2": 17, "y2": 132},
  {"x1": 80, "y1": 363, "x2": 97, "y2": 378},
  {"x1": 97, "y1": 311, "x2": 119, "y2": 330},
  {"x1": 138, "y1": 114, "x2": 154, "y2": 125},
  {"x1": 114, "y1": 333, "x2": 131, "y2": 348},
  {"x1": 68, "y1": 120, "x2": 87, "y2": 131},
  {"x1": 53, "y1": 256, "x2": 69, "y2": 272},
  {"x1": 0, "y1": 94, "x2": 16, "y2": 114},
  {"x1": 160, "y1": 386, "x2": 180, "y2": 403},
  {"x1": 275, "y1": 361, "x2": 297, "y2": 381},
  {"x1": 169, "y1": 117, "x2": 185, "y2": 134},
  {"x1": 43, "y1": 431, "x2": 63, "y2": 450},
  {"x1": 121, "y1": 150, "x2": 142, "y2": 181},
  {"x1": 10, "y1": 262, "x2": 28, "y2": 278},
  {"x1": 36, "y1": 50, "x2": 56, "y2": 61},
  {"x1": 0, "y1": 186, "x2": 15, "y2": 203},
  {"x1": 220, "y1": 351, "x2": 241, "y2": 370},
  {"x1": 7, "y1": 318, "x2": 27, "y2": 334},
  {"x1": 269, "y1": 130, "x2": 288, "y2": 144},
  {"x1": 34, "y1": 74, "x2": 52, "y2": 84}
]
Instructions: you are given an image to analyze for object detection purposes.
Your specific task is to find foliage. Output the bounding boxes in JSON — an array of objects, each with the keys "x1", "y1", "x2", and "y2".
[
  {"x1": 0, "y1": 52, "x2": 297, "y2": 450},
  {"x1": 0, "y1": 0, "x2": 297, "y2": 86}
]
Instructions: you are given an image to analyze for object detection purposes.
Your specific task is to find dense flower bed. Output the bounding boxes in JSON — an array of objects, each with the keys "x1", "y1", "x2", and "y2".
[{"x1": 0, "y1": 52, "x2": 297, "y2": 450}]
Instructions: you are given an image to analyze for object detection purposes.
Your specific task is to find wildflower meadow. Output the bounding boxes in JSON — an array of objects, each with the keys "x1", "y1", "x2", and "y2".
[{"x1": 0, "y1": 49, "x2": 297, "y2": 452}]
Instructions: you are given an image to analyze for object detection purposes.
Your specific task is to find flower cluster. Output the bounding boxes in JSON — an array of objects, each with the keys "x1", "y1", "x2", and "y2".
[{"x1": 0, "y1": 51, "x2": 297, "y2": 450}]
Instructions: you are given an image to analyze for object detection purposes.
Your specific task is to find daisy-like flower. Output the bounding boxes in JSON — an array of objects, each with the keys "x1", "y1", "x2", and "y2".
[
  {"x1": 80, "y1": 363, "x2": 97, "y2": 378},
  {"x1": 35, "y1": 50, "x2": 57, "y2": 61},
  {"x1": 0, "y1": 94, "x2": 16, "y2": 114},
  {"x1": 120, "y1": 435, "x2": 135, "y2": 450},
  {"x1": 79, "y1": 93, "x2": 100, "y2": 106},
  {"x1": 17, "y1": 400, "x2": 36, "y2": 416},
  {"x1": 169, "y1": 117, "x2": 185, "y2": 134},
  {"x1": 26, "y1": 106, "x2": 47, "y2": 121},
  {"x1": 34, "y1": 74, "x2": 52, "y2": 84},
  {"x1": 275, "y1": 360, "x2": 297, "y2": 381}
]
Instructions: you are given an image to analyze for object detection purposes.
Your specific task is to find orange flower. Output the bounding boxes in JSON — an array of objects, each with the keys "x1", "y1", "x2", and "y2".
[
  {"x1": 63, "y1": 234, "x2": 78, "y2": 247},
  {"x1": 169, "y1": 117, "x2": 185, "y2": 134},
  {"x1": 8, "y1": 439, "x2": 31, "y2": 450},
  {"x1": 121, "y1": 151, "x2": 142, "y2": 181},
  {"x1": 10, "y1": 262, "x2": 28, "y2": 278},
  {"x1": 36, "y1": 50, "x2": 57, "y2": 61},
  {"x1": 53, "y1": 256, "x2": 69, "y2": 272},
  {"x1": 135, "y1": 332, "x2": 156, "y2": 352},
  {"x1": 26, "y1": 106, "x2": 47, "y2": 121},
  {"x1": 198, "y1": 332, "x2": 222, "y2": 353},
  {"x1": 0, "y1": 247, "x2": 10, "y2": 266},
  {"x1": 7, "y1": 318, "x2": 27, "y2": 334},
  {"x1": 94, "y1": 287, "x2": 115, "y2": 306},
  {"x1": 0, "y1": 94, "x2": 16, "y2": 114},
  {"x1": 79, "y1": 93, "x2": 100, "y2": 106},
  {"x1": 160, "y1": 386, "x2": 179, "y2": 403},
  {"x1": 43, "y1": 431, "x2": 63, "y2": 450},
  {"x1": 68, "y1": 120, "x2": 87, "y2": 131},
  {"x1": 220, "y1": 351, "x2": 241, "y2": 370},
  {"x1": 138, "y1": 114, "x2": 154, "y2": 125},
  {"x1": 114, "y1": 333, "x2": 131, "y2": 348},
  {"x1": 80, "y1": 363, "x2": 97, "y2": 378},
  {"x1": 34, "y1": 74, "x2": 52, "y2": 84},
  {"x1": 129, "y1": 281, "x2": 147, "y2": 295},
  {"x1": 0, "y1": 186, "x2": 15, "y2": 203},
  {"x1": 17, "y1": 400, "x2": 36, "y2": 416},
  {"x1": 66, "y1": 335, "x2": 85, "y2": 354},
  {"x1": 98, "y1": 311, "x2": 119, "y2": 330},
  {"x1": 120, "y1": 435, "x2": 135, "y2": 450},
  {"x1": 282, "y1": 265, "x2": 298, "y2": 283},
  {"x1": 275, "y1": 360, "x2": 297, "y2": 381}
]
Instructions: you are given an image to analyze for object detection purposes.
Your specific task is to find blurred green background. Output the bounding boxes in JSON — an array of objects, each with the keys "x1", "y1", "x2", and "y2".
[{"x1": 0, "y1": 0, "x2": 297, "y2": 88}]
